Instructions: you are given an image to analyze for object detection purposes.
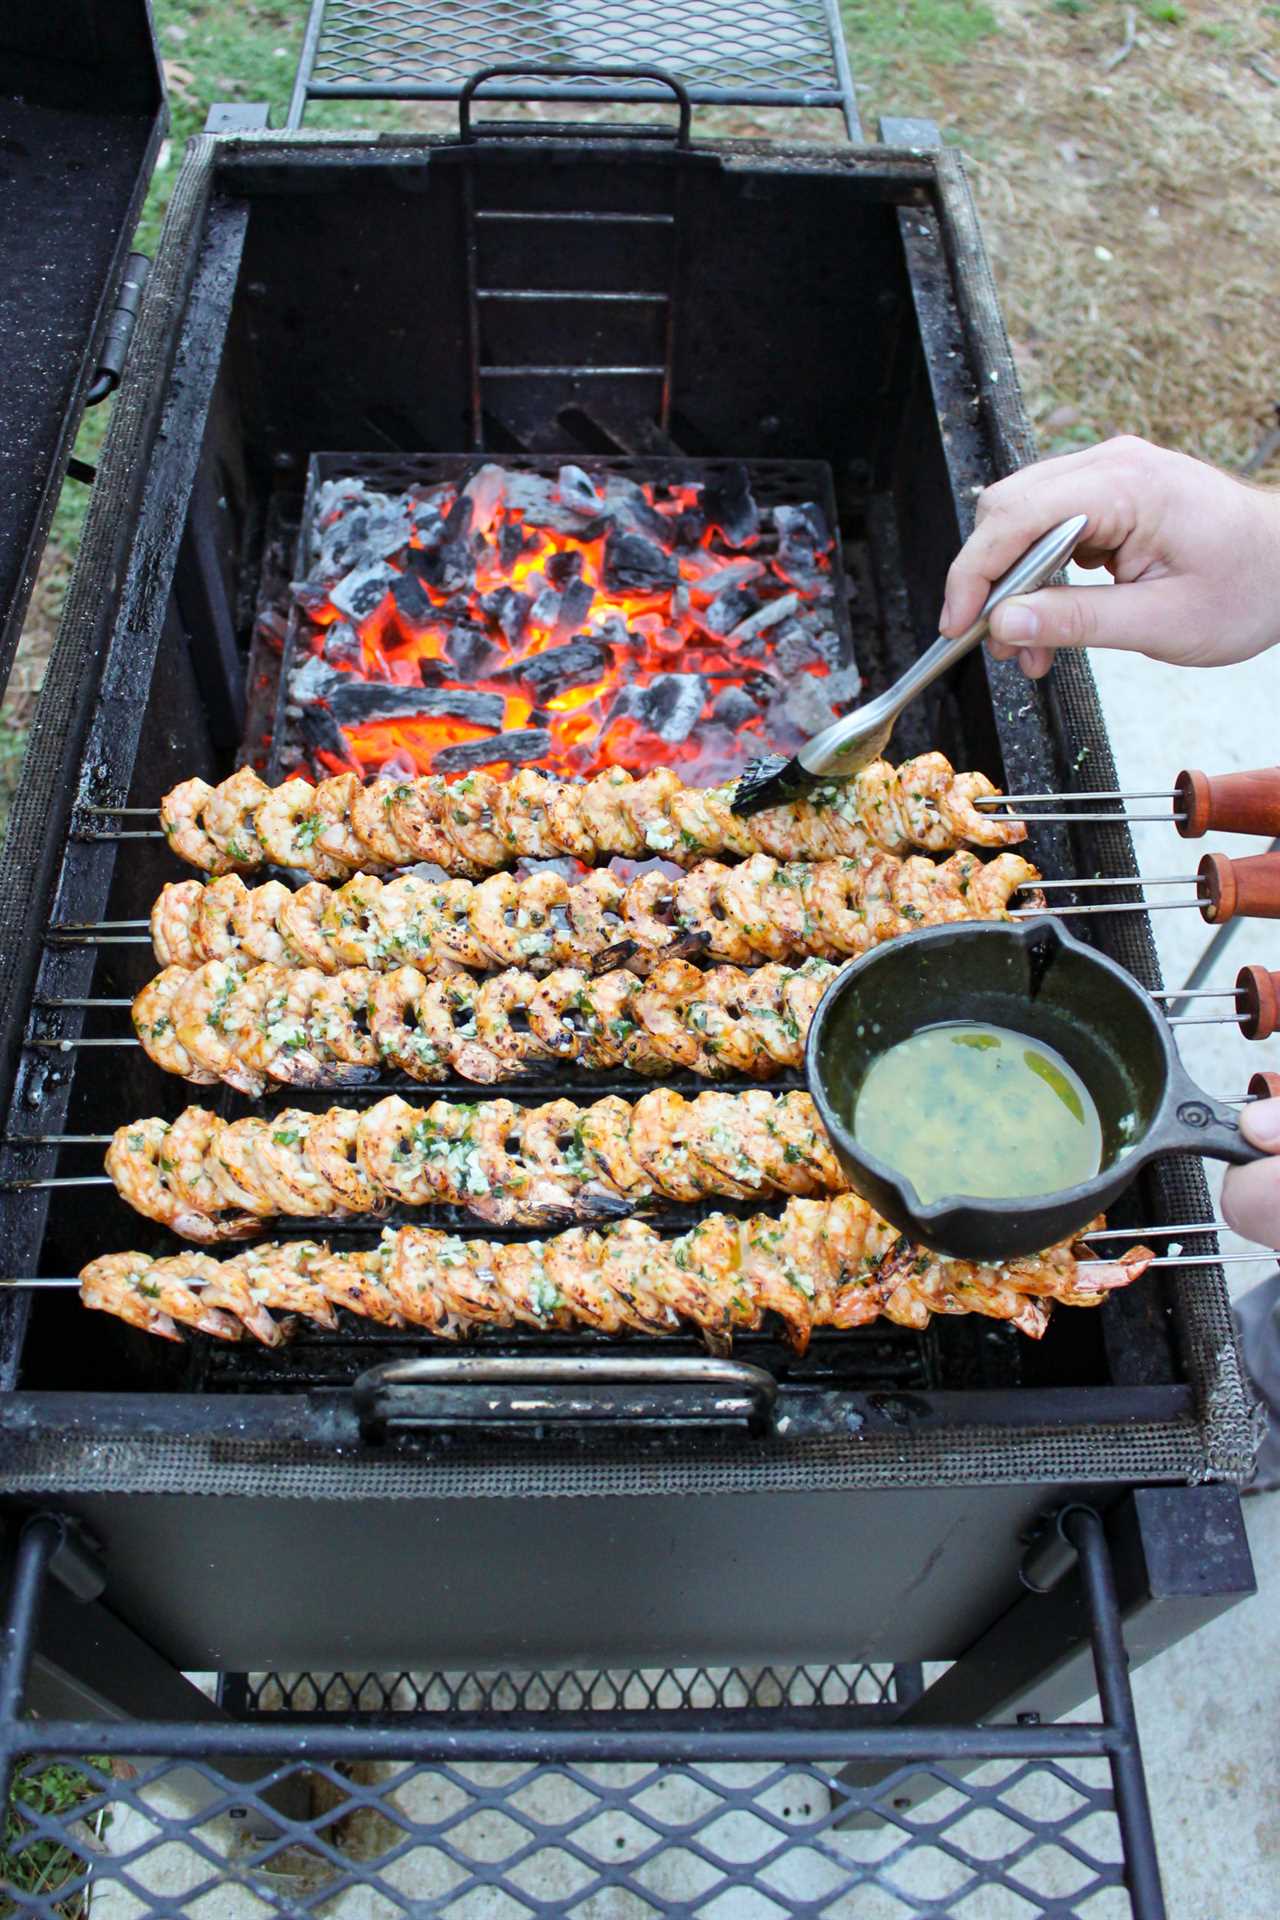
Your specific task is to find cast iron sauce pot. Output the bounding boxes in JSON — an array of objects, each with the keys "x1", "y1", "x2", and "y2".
[{"x1": 804, "y1": 917, "x2": 1264, "y2": 1262}]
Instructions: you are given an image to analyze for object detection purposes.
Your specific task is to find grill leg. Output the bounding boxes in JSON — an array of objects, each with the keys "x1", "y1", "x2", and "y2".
[
  {"x1": 833, "y1": 1486, "x2": 1253, "y2": 1822},
  {"x1": 0, "y1": 1512, "x2": 308, "y2": 1835}
]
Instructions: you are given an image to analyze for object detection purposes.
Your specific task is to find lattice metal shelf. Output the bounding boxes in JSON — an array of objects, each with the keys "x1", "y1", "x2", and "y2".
[
  {"x1": 287, "y1": 0, "x2": 861, "y2": 133},
  {"x1": 0, "y1": 1507, "x2": 1170, "y2": 1918}
]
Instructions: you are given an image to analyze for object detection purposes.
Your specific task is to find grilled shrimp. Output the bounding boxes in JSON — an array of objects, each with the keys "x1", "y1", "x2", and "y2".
[
  {"x1": 160, "y1": 777, "x2": 227, "y2": 872},
  {"x1": 309, "y1": 1106, "x2": 384, "y2": 1213},
  {"x1": 239, "y1": 878, "x2": 293, "y2": 966},
  {"x1": 592, "y1": 1221, "x2": 683, "y2": 1333},
  {"x1": 255, "y1": 778, "x2": 334, "y2": 875},
  {"x1": 201, "y1": 765, "x2": 271, "y2": 867},
  {"x1": 502, "y1": 768, "x2": 565, "y2": 860},
  {"x1": 473, "y1": 971, "x2": 552, "y2": 1077},
  {"x1": 191, "y1": 1255, "x2": 286, "y2": 1347},
  {"x1": 165, "y1": 1106, "x2": 260, "y2": 1236},
  {"x1": 80, "y1": 1254, "x2": 182, "y2": 1341},
  {"x1": 151, "y1": 879, "x2": 205, "y2": 968},
  {"x1": 543, "y1": 777, "x2": 596, "y2": 860},
  {"x1": 566, "y1": 867, "x2": 627, "y2": 953},
  {"x1": 350, "y1": 778, "x2": 415, "y2": 867},
  {"x1": 193, "y1": 873, "x2": 250, "y2": 962},
  {"x1": 322, "y1": 874, "x2": 385, "y2": 967},
  {"x1": 379, "y1": 1229, "x2": 462, "y2": 1333},
  {"x1": 386, "y1": 777, "x2": 468, "y2": 871},
  {"x1": 310, "y1": 968, "x2": 380, "y2": 1068},
  {"x1": 628, "y1": 1088, "x2": 713, "y2": 1202},
  {"x1": 278, "y1": 882, "x2": 339, "y2": 971},
  {"x1": 310, "y1": 1246, "x2": 406, "y2": 1326},
  {"x1": 620, "y1": 870, "x2": 679, "y2": 951},
  {"x1": 312, "y1": 772, "x2": 371, "y2": 871},
  {"x1": 105, "y1": 1117, "x2": 225, "y2": 1242},
  {"x1": 469, "y1": 871, "x2": 564, "y2": 971},
  {"x1": 414, "y1": 876, "x2": 491, "y2": 972},
  {"x1": 578, "y1": 1095, "x2": 653, "y2": 1197},
  {"x1": 142, "y1": 1254, "x2": 246, "y2": 1340},
  {"x1": 439, "y1": 771, "x2": 508, "y2": 870},
  {"x1": 632, "y1": 958, "x2": 715, "y2": 1073},
  {"x1": 674, "y1": 861, "x2": 754, "y2": 965},
  {"x1": 172, "y1": 958, "x2": 256, "y2": 1088},
  {"x1": 254, "y1": 1109, "x2": 346, "y2": 1217},
  {"x1": 579, "y1": 767, "x2": 645, "y2": 857},
  {"x1": 133, "y1": 966, "x2": 219, "y2": 1083},
  {"x1": 684, "y1": 1090, "x2": 774, "y2": 1198},
  {"x1": 227, "y1": 1239, "x2": 339, "y2": 1328},
  {"x1": 370, "y1": 966, "x2": 449, "y2": 1080}
]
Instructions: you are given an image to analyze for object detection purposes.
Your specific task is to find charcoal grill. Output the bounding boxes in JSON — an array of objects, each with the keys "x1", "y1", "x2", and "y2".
[{"x1": 0, "y1": 9, "x2": 1268, "y2": 1907}]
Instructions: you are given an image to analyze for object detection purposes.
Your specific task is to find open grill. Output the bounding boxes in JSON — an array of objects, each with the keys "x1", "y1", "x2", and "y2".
[{"x1": 0, "y1": 113, "x2": 1255, "y2": 1508}]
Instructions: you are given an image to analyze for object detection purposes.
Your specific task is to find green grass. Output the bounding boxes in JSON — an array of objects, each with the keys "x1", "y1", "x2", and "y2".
[
  {"x1": 839, "y1": 0, "x2": 998, "y2": 94},
  {"x1": 1, "y1": 1758, "x2": 110, "y2": 1916}
]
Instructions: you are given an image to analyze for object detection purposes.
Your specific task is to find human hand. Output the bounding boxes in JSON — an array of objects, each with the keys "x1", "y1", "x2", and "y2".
[
  {"x1": 1222, "y1": 1100, "x2": 1280, "y2": 1249},
  {"x1": 941, "y1": 436, "x2": 1280, "y2": 679}
]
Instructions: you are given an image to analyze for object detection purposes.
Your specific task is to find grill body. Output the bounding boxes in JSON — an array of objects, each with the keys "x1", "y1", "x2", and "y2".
[{"x1": 0, "y1": 130, "x2": 1254, "y2": 1668}]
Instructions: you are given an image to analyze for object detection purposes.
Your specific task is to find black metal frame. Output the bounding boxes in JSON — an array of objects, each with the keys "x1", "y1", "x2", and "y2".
[
  {"x1": 2, "y1": 1488, "x2": 1254, "y2": 1917},
  {"x1": 286, "y1": 1, "x2": 862, "y2": 137}
]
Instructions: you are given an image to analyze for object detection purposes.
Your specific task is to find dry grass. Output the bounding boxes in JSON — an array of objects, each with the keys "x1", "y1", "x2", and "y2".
[{"x1": 877, "y1": 0, "x2": 1280, "y2": 476}]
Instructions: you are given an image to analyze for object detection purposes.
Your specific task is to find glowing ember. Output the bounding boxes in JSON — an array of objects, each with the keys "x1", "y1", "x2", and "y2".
[{"x1": 283, "y1": 462, "x2": 857, "y2": 784}]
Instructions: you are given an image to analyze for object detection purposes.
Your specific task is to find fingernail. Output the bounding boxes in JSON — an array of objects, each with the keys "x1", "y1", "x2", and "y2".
[
  {"x1": 940, "y1": 596, "x2": 953, "y2": 632},
  {"x1": 993, "y1": 601, "x2": 1039, "y2": 644},
  {"x1": 1242, "y1": 1098, "x2": 1280, "y2": 1149}
]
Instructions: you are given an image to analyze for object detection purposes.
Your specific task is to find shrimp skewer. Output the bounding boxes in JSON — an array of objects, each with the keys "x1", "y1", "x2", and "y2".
[
  {"x1": 155, "y1": 754, "x2": 1026, "y2": 876},
  {"x1": 77, "y1": 1205, "x2": 1155, "y2": 1350},
  {"x1": 139, "y1": 850, "x2": 1042, "y2": 976}
]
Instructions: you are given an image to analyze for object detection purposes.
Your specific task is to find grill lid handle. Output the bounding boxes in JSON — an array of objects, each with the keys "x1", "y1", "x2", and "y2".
[
  {"x1": 459, "y1": 64, "x2": 693, "y2": 146},
  {"x1": 353, "y1": 1353, "x2": 776, "y2": 1441}
]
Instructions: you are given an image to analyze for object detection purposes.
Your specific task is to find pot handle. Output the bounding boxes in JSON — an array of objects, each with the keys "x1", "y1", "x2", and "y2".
[
  {"x1": 1154, "y1": 1070, "x2": 1268, "y2": 1167},
  {"x1": 353, "y1": 1354, "x2": 776, "y2": 1442}
]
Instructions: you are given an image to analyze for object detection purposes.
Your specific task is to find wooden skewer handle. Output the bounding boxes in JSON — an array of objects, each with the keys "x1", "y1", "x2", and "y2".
[
  {"x1": 1196, "y1": 852, "x2": 1280, "y2": 924},
  {"x1": 1247, "y1": 1071, "x2": 1280, "y2": 1103},
  {"x1": 1236, "y1": 967, "x2": 1280, "y2": 1041},
  {"x1": 1175, "y1": 766, "x2": 1280, "y2": 839}
]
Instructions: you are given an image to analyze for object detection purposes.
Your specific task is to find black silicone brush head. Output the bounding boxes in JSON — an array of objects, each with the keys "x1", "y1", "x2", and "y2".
[{"x1": 730, "y1": 752, "x2": 813, "y2": 818}]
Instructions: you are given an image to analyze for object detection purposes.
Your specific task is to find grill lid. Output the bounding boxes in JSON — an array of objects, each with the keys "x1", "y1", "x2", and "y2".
[{"x1": 0, "y1": 0, "x2": 165, "y2": 694}]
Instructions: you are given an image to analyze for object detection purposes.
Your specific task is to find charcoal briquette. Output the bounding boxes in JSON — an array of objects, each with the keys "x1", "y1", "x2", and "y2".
[
  {"x1": 494, "y1": 638, "x2": 609, "y2": 699},
  {"x1": 390, "y1": 571, "x2": 433, "y2": 627},
  {"x1": 530, "y1": 587, "x2": 562, "y2": 632},
  {"x1": 781, "y1": 674, "x2": 838, "y2": 738},
  {"x1": 637, "y1": 672, "x2": 707, "y2": 744},
  {"x1": 480, "y1": 586, "x2": 533, "y2": 646},
  {"x1": 445, "y1": 623, "x2": 504, "y2": 681},
  {"x1": 701, "y1": 585, "x2": 758, "y2": 637},
  {"x1": 711, "y1": 685, "x2": 760, "y2": 731},
  {"x1": 702, "y1": 465, "x2": 759, "y2": 549},
  {"x1": 329, "y1": 561, "x2": 398, "y2": 622},
  {"x1": 674, "y1": 508, "x2": 706, "y2": 547},
  {"x1": 444, "y1": 493, "x2": 474, "y2": 542},
  {"x1": 462, "y1": 462, "x2": 506, "y2": 533},
  {"x1": 301, "y1": 705, "x2": 359, "y2": 771},
  {"x1": 554, "y1": 577, "x2": 595, "y2": 637},
  {"x1": 545, "y1": 550, "x2": 584, "y2": 590},
  {"x1": 602, "y1": 529, "x2": 679, "y2": 594},
  {"x1": 322, "y1": 621, "x2": 364, "y2": 670},
  {"x1": 320, "y1": 678, "x2": 506, "y2": 730},
  {"x1": 728, "y1": 590, "x2": 801, "y2": 645},
  {"x1": 498, "y1": 521, "x2": 524, "y2": 572},
  {"x1": 433, "y1": 728, "x2": 553, "y2": 774},
  {"x1": 558, "y1": 464, "x2": 604, "y2": 515}
]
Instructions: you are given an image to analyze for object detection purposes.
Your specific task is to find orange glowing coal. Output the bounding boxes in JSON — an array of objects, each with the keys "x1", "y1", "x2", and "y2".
[{"x1": 286, "y1": 465, "x2": 846, "y2": 786}]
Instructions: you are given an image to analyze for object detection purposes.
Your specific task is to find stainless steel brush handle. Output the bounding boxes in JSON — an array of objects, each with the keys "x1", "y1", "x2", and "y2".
[{"x1": 796, "y1": 513, "x2": 1089, "y2": 779}]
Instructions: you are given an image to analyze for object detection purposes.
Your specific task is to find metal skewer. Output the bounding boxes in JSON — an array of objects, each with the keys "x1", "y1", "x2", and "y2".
[{"x1": 4, "y1": 1251, "x2": 1272, "y2": 1289}]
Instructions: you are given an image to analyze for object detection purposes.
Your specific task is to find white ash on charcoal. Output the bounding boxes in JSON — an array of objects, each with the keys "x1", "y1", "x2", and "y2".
[
  {"x1": 282, "y1": 460, "x2": 855, "y2": 782},
  {"x1": 604, "y1": 672, "x2": 708, "y2": 747},
  {"x1": 602, "y1": 529, "x2": 680, "y2": 594},
  {"x1": 433, "y1": 728, "x2": 553, "y2": 773},
  {"x1": 290, "y1": 656, "x2": 505, "y2": 730},
  {"x1": 701, "y1": 464, "x2": 760, "y2": 549},
  {"x1": 492, "y1": 637, "x2": 610, "y2": 700}
]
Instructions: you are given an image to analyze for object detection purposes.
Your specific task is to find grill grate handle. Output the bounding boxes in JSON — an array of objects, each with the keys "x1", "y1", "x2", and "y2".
[
  {"x1": 458, "y1": 63, "x2": 693, "y2": 145},
  {"x1": 354, "y1": 1353, "x2": 777, "y2": 1441}
]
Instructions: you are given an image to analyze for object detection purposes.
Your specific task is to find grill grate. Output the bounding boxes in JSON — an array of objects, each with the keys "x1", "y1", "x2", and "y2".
[{"x1": 288, "y1": 0, "x2": 860, "y2": 129}]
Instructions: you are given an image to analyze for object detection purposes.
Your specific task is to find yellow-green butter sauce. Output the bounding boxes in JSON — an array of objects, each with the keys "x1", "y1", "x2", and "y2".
[{"x1": 852, "y1": 1022, "x2": 1103, "y2": 1205}]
